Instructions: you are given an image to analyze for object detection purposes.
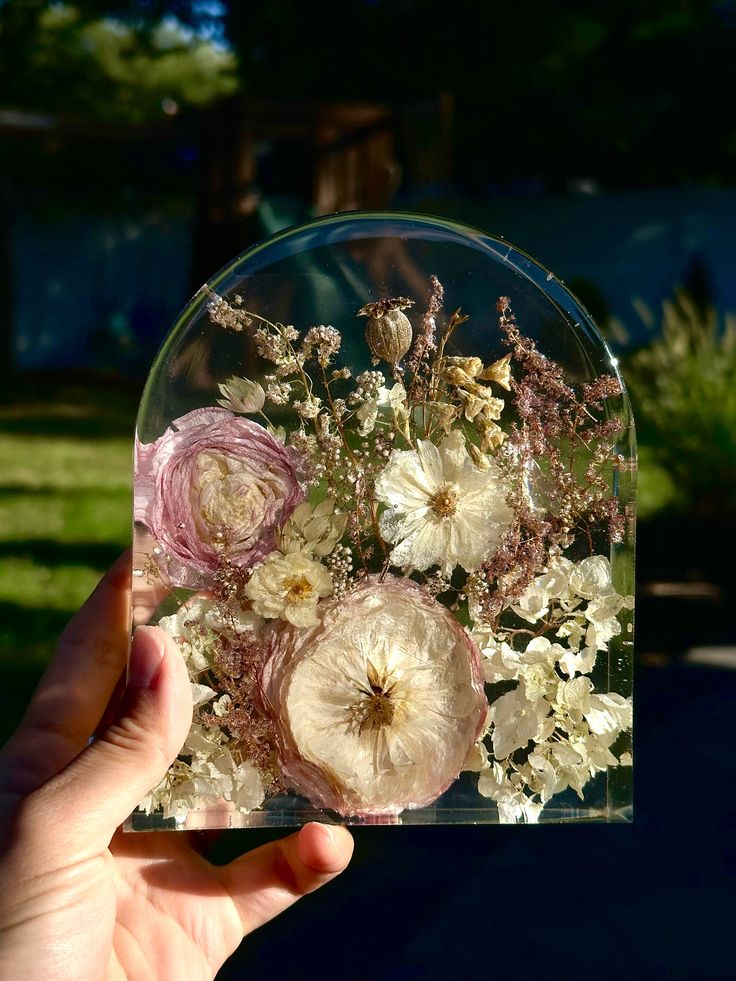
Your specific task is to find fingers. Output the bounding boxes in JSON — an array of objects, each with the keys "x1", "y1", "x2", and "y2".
[
  {"x1": 33, "y1": 626, "x2": 192, "y2": 854},
  {"x1": 217, "y1": 823, "x2": 354, "y2": 935},
  {"x1": 0, "y1": 552, "x2": 134, "y2": 796}
]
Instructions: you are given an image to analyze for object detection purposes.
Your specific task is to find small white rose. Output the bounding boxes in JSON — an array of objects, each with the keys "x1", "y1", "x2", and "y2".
[{"x1": 245, "y1": 550, "x2": 333, "y2": 627}]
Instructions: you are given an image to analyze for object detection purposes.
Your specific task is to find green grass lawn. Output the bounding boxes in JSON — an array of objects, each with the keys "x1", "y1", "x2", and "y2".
[{"x1": 0, "y1": 383, "x2": 139, "y2": 743}]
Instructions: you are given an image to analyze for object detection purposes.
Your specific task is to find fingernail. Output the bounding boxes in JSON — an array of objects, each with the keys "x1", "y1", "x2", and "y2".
[
  {"x1": 313, "y1": 822, "x2": 336, "y2": 847},
  {"x1": 129, "y1": 627, "x2": 164, "y2": 688}
]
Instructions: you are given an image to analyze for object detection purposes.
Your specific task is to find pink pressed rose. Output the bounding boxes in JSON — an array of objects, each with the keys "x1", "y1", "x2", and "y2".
[
  {"x1": 135, "y1": 408, "x2": 303, "y2": 586},
  {"x1": 260, "y1": 575, "x2": 487, "y2": 818}
]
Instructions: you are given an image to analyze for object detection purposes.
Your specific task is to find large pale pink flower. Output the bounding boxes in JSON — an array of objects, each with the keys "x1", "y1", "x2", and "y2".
[
  {"x1": 135, "y1": 408, "x2": 303, "y2": 586},
  {"x1": 260, "y1": 576, "x2": 487, "y2": 817}
]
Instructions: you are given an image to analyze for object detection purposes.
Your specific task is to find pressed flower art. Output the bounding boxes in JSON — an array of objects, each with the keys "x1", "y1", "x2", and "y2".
[{"x1": 131, "y1": 214, "x2": 634, "y2": 829}]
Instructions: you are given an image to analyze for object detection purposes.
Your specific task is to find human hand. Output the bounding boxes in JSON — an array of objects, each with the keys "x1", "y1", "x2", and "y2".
[{"x1": 0, "y1": 552, "x2": 353, "y2": 980}]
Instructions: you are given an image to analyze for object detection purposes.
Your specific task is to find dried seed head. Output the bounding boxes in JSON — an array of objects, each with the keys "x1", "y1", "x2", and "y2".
[
  {"x1": 357, "y1": 300, "x2": 413, "y2": 366},
  {"x1": 357, "y1": 297, "x2": 414, "y2": 318}
]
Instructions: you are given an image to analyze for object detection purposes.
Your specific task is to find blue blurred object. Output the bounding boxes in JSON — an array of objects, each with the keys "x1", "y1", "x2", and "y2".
[{"x1": 12, "y1": 203, "x2": 194, "y2": 374}]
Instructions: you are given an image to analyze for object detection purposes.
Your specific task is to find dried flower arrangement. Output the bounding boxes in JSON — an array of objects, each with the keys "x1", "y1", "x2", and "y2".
[{"x1": 134, "y1": 278, "x2": 632, "y2": 826}]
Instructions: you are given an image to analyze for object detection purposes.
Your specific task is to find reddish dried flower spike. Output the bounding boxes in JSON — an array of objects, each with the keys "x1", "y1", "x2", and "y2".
[{"x1": 474, "y1": 298, "x2": 627, "y2": 624}]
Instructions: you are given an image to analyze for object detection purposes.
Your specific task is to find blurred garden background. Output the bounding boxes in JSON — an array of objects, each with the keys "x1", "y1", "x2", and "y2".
[{"x1": 1, "y1": 2, "x2": 735, "y2": 977}]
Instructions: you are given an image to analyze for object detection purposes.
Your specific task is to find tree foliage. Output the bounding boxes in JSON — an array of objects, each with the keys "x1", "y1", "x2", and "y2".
[
  {"x1": 625, "y1": 289, "x2": 736, "y2": 518},
  {"x1": 0, "y1": 1, "x2": 239, "y2": 123},
  {"x1": 1, "y1": 0, "x2": 734, "y2": 183}
]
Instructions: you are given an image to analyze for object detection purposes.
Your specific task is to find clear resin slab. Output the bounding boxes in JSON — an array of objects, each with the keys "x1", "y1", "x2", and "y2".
[{"x1": 128, "y1": 212, "x2": 635, "y2": 830}]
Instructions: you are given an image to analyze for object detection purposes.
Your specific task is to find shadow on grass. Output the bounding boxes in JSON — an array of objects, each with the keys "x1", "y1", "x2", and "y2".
[
  {"x1": 0, "y1": 416, "x2": 135, "y2": 439},
  {"x1": 0, "y1": 662, "x2": 47, "y2": 746},
  {"x1": 0, "y1": 601, "x2": 71, "y2": 658},
  {"x1": 0, "y1": 540, "x2": 125, "y2": 568},
  {"x1": 0, "y1": 602, "x2": 73, "y2": 743},
  {"x1": 0, "y1": 380, "x2": 140, "y2": 440},
  {"x1": 0, "y1": 486, "x2": 130, "y2": 497}
]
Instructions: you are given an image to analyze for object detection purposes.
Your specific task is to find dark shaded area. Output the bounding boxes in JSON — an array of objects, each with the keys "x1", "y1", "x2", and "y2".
[
  {"x1": 0, "y1": 539, "x2": 124, "y2": 569},
  {"x1": 0, "y1": 415, "x2": 132, "y2": 438},
  {"x1": 0, "y1": 602, "x2": 72, "y2": 648},
  {"x1": 639, "y1": 514, "x2": 736, "y2": 590},
  {"x1": 0, "y1": 377, "x2": 141, "y2": 432},
  {"x1": 226, "y1": 0, "x2": 736, "y2": 192},
  {"x1": 636, "y1": 515, "x2": 736, "y2": 657},
  {"x1": 213, "y1": 661, "x2": 736, "y2": 981},
  {"x1": 5, "y1": 2, "x2": 734, "y2": 192},
  {"x1": 0, "y1": 602, "x2": 71, "y2": 717}
]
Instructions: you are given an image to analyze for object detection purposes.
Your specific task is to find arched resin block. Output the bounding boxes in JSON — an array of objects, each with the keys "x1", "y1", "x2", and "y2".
[{"x1": 129, "y1": 213, "x2": 635, "y2": 830}]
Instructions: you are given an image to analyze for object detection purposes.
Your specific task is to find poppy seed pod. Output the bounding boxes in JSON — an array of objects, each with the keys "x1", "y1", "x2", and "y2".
[{"x1": 357, "y1": 297, "x2": 414, "y2": 366}]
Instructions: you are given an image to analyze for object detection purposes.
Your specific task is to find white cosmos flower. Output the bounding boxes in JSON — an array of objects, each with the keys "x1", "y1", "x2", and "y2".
[
  {"x1": 260, "y1": 576, "x2": 487, "y2": 817},
  {"x1": 375, "y1": 430, "x2": 512, "y2": 574}
]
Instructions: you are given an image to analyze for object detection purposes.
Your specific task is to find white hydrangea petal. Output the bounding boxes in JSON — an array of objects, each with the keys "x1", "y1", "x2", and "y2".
[
  {"x1": 191, "y1": 683, "x2": 217, "y2": 708},
  {"x1": 511, "y1": 584, "x2": 550, "y2": 623},
  {"x1": 537, "y1": 557, "x2": 574, "y2": 598},
  {"x1": 558, "y1": 646, "x2": 597, "y2": 678},
  {"x1": 569, "y1": 555, "x2": 614, "y2": 599},
  {"x1": 356, "y1": 398, "x2": 379, "y2": 435},
  {"x1": 489, "y1": 687, "x2": 549, "y2": 759}
]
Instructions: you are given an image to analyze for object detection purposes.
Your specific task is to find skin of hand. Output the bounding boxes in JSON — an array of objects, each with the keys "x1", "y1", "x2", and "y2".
[{"x1": 0, "y1": 553, "x2": 354, "y2": 980}]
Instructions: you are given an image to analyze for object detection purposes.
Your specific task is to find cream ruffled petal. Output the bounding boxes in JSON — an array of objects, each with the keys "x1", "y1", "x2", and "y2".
[{"x1": 261, "y1": 577, "x2": 487, "y2": 816}]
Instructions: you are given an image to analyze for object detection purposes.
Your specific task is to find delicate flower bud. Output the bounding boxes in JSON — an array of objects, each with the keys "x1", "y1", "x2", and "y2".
[
  {"x1": 442, "y1": 365, "x2": 475, "y2": 387},
  {"x1": 476, "y1": 416, "x2": 506, "y2": 452},
  {"x1": 442, "y1": 356, "x2": 483, "y2": 382},
  {"x1": 479, "y1": 353, "x2": 513, "y2": 391},
  {"x1": 458, "y1": 385, "x2": 505, "y2": 422},
  {"x1": 278, "y1": 498, "x2": 347, "y2": 557},
  {"x1": 216, "y1": 375, "x2": 266, "y2": 413},
  {"x1": 425, "y1": 400, "x2": 459, "y2": 434},
  {"x1": 357, "y1": 297, "x2": 414, "y2": 366},
  {"x1": 467, "y1": 441, "x2": 492, "y2": 470}
]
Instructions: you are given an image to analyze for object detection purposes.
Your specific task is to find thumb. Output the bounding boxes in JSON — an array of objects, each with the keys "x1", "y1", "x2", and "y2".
[{"x1": 39, "y1": 626, "x2": 192, "y2": 851}]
